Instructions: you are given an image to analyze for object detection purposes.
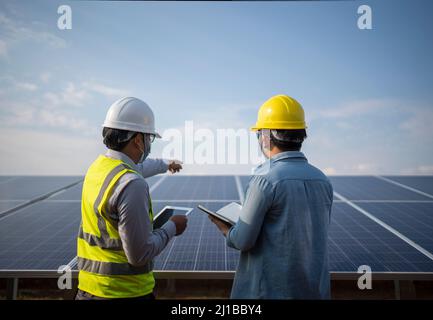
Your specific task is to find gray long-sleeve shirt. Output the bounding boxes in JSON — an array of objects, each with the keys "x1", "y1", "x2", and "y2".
[{"x1": 104, "y1": 149, "x2": 177, "y2": 267}]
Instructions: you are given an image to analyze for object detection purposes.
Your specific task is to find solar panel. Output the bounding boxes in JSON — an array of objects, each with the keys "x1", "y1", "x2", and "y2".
[
  {"x1": 0, "y1": 176, "x2": 81, "y2": 201},
  {"x1": 330, "y1": 176, "x2": 431, "y2": 200},
  {"x1": 151, "y1": 202, "x2": 433, "y2": 273},
  {"x1": 49, "y1": 183, "x2": 83, "y2": 200},
  {"x1": 384, "y1": 176, "x2": 433, "y2": 197},
  {"x1": 329, "y1": 203, "x2": 433, "y2": 272},
  {"x1": 0, "y1": 201, "x2": 79, "y2": 270},
  {"x1": 48, "y1": 175, "x2": 166, "y2": 201},
  {"x1": 0, "y1": 176, "x2": 19, "y2": 183},
  {"x1": 0, "y1": 175, "x2": 432, "y2": 280},
  {"x1": 352, "y1": 202, "x2": 433, "y2": 255},
  {"x1": 152, "y1": 201, "x2": 239, "y2": 271},
  {"x1": 151, "y1": 176, "x2": 240, "y2": 201},
  {"x1": 0, "y1": 201, "x2": 25, "y2": 213}
]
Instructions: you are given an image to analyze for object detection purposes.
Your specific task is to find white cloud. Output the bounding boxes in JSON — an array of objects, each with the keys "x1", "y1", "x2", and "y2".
[
  {"x1": 5, "y1": 106, "x2": 34, "y2": 125},
  {"x1": 401, "y1": 165, "x2": 433, "y2": 175},
  {"x1": 313, "y1": 98, "x2": 397, "y2": 120},
  {"x1": 83, "y1": 82, "x2": 130, "y2": 98},
  {"x1": 44, "y1": 82, "x2": 91, "y2": 108},
  {"x1": 38, "y1": 109, "x2": 96, "y2": 133},
  {"x1": 0, "y1": 93, "x2": 96, "y2": 136},
  {"x1": 0, "y1": 39, "x2": 7, "y2": 57},
  {"x1": 0, "y1": 78, "x2": 131, "y2": 137},
  {"x1": 16, "y1": 82, "x2": 38, "y2": 91},
  {"x1": 323, "y1": 167, "x2": 337, "y2": 175},
  {"x1": 2, "y1": 104, "x2": 96, "y2": 136},
  {"x1": 181, "y1": 102, "x2": 257, "y2": 131},
  {"x1": 40, "y1": 72, "x2": 52, "y2": 83},
  {"x1": 353, "y1": 163, "x2": 379, "y2": 173},
  {"x1": 0, "y1": 128, "x2": 104, "y2": 175},
  {"x1": 43, "y1": 81, "x2": 131, "y2": 108},
  {"x1": 400, "y1": 108, "x2": 433, "y2": 138},
  {"x1": 0, "y1": 12, "x2": 67, "y2": 54}
]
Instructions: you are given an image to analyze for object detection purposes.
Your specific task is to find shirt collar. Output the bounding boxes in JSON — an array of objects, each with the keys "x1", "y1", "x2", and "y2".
[
  {"x1": 105, "y1": 149, "x2": 139, "y2": 171},
  {"x1": 271, "y1": 151, "x2": 307, "y2": 163},
  {"x1": 252, "y1": 151, "x2": 307, "y2": 174}
]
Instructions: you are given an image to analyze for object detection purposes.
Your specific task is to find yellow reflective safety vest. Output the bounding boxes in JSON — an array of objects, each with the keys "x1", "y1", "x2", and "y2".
[{"x1": 77, "y1": 155, "x2": 155, "y2": 298}]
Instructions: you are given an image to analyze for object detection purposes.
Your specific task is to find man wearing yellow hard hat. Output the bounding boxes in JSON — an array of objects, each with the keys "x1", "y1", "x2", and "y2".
[{"x1": 210, "y1": 94, "x2": 333, "y2": 299}]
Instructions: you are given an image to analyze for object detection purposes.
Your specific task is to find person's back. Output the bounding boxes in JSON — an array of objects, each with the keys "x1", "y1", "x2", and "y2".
[
  {"x1": 229, "y1": 151, "x2": 333, "y2": 299},
  {"x1": 208, "y1": 95, "x2": 334, "y2": 299}
]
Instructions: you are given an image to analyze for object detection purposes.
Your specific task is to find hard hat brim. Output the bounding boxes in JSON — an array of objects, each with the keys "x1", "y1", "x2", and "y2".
[
  {"x1": 102, "y1": 123, "x2": 162, "y2": 138},
  {"x1": 250, "y1": 124, "x2": 307, "y2": 131}
]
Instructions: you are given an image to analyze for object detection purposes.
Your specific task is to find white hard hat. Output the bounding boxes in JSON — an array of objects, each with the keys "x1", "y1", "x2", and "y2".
[{"x1": 102, "y1": 97, "x2": 161, "y2": 138}]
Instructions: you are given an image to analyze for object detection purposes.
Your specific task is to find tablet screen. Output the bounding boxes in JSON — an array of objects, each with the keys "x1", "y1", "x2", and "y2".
[{"x1": 153, "y1": 206, "x2": 193, "y2": 229}]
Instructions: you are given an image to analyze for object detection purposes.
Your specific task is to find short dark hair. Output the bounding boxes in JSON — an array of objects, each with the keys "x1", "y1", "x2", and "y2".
[
  {"x1": 270, "y1": 129, "x2": 307, "y2": 151},
  {"x1": 102, "y1": 127, "x2": 138, "y2": 151}
]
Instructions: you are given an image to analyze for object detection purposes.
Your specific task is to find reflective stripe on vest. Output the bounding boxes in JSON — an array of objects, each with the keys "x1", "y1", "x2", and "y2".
[
  {"x1": 77, "y1": 155, "x2": 155, "y2": 298},
  {"x1": 77, "y1": 256, "x2": 153, "y2": 275}
]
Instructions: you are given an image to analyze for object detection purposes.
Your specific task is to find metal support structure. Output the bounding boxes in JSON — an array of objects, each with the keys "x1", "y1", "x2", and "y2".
[
  {"x1": 399, "y1": 280, "x2": 417, "y2": 299},
  {"x1": 394, "y1": 280, "x2": 417, "y2": 300},
  {"x1": 394, "y1": 280, "x2": 401, "y2": 300},
  {"x1": 6, "y1": 278, "x2": 18, "y2": 300},
  {"x1": 166, "y1": 279, "x2": 176, "y2": 294}
]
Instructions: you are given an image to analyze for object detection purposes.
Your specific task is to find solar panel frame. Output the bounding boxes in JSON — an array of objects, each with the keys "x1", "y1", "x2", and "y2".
[{"x1": 0, "y1": 201, "x2": 26, "y2": 213}]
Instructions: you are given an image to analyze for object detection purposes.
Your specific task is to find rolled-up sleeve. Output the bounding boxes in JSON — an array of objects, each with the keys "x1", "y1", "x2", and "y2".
[
  {"x1": 226, "y1": 176, "x2": 274, "y2": 251},
  {"x1": 138, "y1": 158, "x2": 169, "y2": 178},
  {"x1": 117, "y1": 178, "x2": 176, "y2": 266}
]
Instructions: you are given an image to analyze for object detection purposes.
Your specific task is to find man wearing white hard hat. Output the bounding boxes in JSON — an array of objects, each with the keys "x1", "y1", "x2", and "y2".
[{"x1": 75, "y1": 97, "x2": 187, "y2": 300}]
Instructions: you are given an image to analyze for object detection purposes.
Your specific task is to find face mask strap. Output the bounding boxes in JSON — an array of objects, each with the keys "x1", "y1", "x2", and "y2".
[
  {"x1": 137, "y1": 133, "x2": 151, "y2": 163},
  {"x1": 258, "y1": 129, "x2": 271, "y2": 158}
]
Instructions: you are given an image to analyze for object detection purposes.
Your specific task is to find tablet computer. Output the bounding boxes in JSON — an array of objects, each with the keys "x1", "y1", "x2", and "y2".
[
  {"x1": 153, "y1": 206, "x2": 193, "y2": 229},
  {"x1": 197, "y1": 202, "x2": 242, "y2": 226}
]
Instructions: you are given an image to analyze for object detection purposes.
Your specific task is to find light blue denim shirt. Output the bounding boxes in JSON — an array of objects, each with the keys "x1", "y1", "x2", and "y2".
[{"x1": 227, "y1": 151, "x2": 333, "y2": 299}]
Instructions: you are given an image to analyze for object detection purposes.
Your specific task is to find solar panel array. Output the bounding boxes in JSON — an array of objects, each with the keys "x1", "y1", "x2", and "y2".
[{"x1": 1, "y1": 175, "x2": 433, "y2": 278}]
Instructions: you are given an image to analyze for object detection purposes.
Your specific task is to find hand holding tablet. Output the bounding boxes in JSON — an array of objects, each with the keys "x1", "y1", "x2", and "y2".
[{"x1": 197, "y1": 202, "x2": 242, "y2": 226}]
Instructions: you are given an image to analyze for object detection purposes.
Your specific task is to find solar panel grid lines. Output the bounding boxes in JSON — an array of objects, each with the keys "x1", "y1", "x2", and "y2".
[
  {"x1": 384, "y1": 176, "x2": 433, "y2": 196},
  {"x1": 329, "y1": 203, "x2": 433, "y2": 272},
  {"x1": 354, "y1": 202, "x2": 433, "y2": 254},
  {"x1": 329, "y1": 176, "x2": 432, "y2": 201},
  {"x1": 0, "y1": 176, "x2": 82, "y2": 200},
  {"x1": 0, "y1": 177, "x2": 83, "y2": 221},
  {"x1": 0, "y1": 177, "x2": 20, "y2": 185},
  {"x1": 375, "y1": 175, "x2": 433, "y2": 200},
  {"x1": 0, "y1": 175, "x2": 433, "y2": 279},
  {"x1": 150, "y1": 176, "x2": 239, "y2": 201},
  {"x1": 0, "y1": 201, "x2": 80, "y2": 270},
  {"x1": 151, "y1": 200, "x2": 239, "y2": 272},
  {"x1": 334, "y1": 192, "x2": 433, "y2": 262},
  {"x1": 149, "y1": 175, "x2": 167, "y2": 193},
  {"x1": 192, "y1": 211, "x2": 207, "y2": 271}
]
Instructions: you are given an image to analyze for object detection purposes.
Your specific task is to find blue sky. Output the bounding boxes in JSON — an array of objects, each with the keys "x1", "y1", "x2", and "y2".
[{"x1": 0, "y1": 0, "x2": 432, "y2": 175}]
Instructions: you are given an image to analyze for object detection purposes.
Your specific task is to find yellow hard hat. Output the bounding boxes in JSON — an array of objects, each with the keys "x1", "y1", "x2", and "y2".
[{"x1": 251, "y1": 94, "x2": 307, "y2": 131}]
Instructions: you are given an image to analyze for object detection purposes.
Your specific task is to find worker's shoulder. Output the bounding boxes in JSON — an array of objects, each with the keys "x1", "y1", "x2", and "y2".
[
  {"x1": 266, "y1": 161, "x2": 331, "y2": 186},
  {"x1": 116, "y1": 172, "x2": 149, "y2": 192}
]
